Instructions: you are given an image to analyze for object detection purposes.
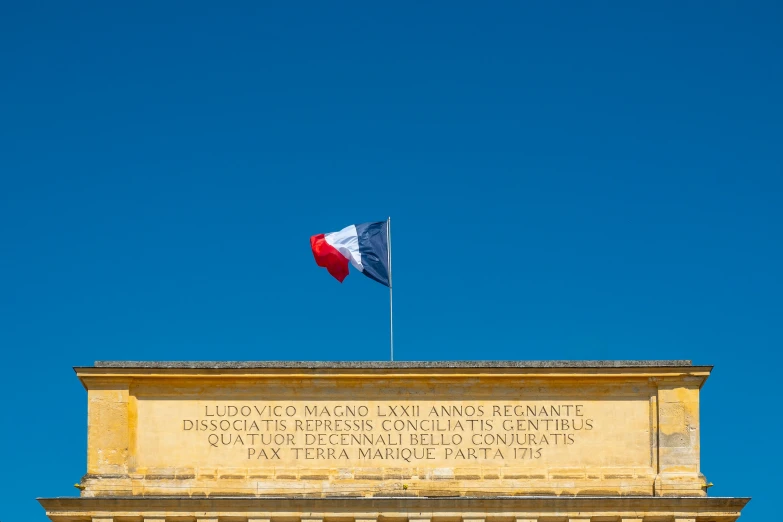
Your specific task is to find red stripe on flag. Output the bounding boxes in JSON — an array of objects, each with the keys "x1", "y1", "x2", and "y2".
[{"x1": 310, "y1": 233, "x2": 350, "y2": 282}]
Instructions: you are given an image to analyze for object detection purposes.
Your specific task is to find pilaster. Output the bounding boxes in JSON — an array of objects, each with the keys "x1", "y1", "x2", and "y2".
[{"x1": 655, "y1": 376, "x2": 706, "y2": 496}]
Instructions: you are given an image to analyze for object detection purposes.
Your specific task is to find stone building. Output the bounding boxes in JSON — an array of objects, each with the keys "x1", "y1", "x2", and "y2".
[{"x1": 39, "y1": 360, "x2": 749, "y2": 521}]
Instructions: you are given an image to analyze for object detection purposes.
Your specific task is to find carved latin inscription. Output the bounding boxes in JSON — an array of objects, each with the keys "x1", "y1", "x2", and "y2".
[
  {"x1": 182, "y1": 402, "x2": 593, "y2": 462},
  {"x1": 134, "y1": 398, "x2": 650, "y2": 470}
]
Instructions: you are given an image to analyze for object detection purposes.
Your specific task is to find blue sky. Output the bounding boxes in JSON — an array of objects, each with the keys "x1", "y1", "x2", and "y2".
[{"x1": 1, "y1": 2, "x2": 780, "y2": 519}]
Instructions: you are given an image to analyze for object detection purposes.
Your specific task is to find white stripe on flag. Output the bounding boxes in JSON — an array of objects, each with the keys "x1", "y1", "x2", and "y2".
[{"x1": 324, "y1": 224, "x2": 364, "y2": 272}]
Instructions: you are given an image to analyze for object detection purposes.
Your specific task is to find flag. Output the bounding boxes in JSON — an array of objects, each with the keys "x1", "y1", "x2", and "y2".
[{"x1": 310, "y1": 221, "x2": 390, "y2": 286}]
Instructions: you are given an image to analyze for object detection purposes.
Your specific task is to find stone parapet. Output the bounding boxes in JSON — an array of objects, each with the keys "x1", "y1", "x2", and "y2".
[{"x1": 74, "y1": 362, "x2": 710, "y2": 498}]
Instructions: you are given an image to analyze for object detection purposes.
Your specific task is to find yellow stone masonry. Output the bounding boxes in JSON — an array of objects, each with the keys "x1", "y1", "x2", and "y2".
[{"x1": 38, "y1": 361, "x2": 749, "y2": 522}]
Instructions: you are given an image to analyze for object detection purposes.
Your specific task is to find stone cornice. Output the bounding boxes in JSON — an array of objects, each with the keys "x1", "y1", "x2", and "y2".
[
  {"x1": 92, "y1": 360, "x2": 694, "y2": 369},
  {"x1": 38, "y1": 495, "x2": 751, "y2": 520},
  {"x1": 75, "y1": 362, "x2": 712, "y2": 387}
]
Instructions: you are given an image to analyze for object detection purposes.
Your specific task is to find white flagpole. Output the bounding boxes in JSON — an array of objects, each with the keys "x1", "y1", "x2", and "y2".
[{"x1": 387, "y1": 216, "x2": 393, "y2": 362}]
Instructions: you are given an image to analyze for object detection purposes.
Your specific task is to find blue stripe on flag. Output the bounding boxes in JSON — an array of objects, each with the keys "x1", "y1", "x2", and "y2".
[{"x1": 355, "y1": 221, "x2": 390, "y2": 287}]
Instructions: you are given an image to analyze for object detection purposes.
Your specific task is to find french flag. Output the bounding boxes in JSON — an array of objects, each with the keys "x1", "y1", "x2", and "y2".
[{"x1": 310, "y1": 221, "x2": 390, "y2": 286}]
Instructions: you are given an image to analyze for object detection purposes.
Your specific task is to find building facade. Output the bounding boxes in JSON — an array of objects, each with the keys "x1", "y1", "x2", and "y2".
[{"x1": 39, "y1": 361, "x2": 749, "y2": 521}]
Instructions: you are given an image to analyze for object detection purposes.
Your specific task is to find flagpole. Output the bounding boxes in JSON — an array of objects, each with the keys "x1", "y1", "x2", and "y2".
[{"x1": 387, "y1": 216, "x2": 393, "y2": 362}]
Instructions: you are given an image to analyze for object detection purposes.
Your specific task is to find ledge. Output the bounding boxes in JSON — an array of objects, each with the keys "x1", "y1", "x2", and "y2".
[
  {"x1": 91, "y1": 360, "x2": 693, "y2": 369},
  {"x1": 38, "y1": 495, "x2": 750, "y2": 512}
]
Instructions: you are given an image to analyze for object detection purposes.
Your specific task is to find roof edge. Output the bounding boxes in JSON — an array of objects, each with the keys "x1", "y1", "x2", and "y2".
[
  {"x1": 90, "y1": 360, "x2": 695, "y2": 370},
  {"x1": 38, "y1": 495, "x2": 750, "y2": 508}
]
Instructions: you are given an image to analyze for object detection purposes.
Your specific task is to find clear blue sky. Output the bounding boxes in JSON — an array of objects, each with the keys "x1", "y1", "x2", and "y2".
[{"x1": 1, "y1": 2, "x2": 780, "y2": 520}]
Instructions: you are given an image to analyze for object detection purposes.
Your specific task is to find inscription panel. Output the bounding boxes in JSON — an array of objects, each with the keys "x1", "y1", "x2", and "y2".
[{"x1": 135, "y1": 396, "x2": 652, "y2": 471}]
